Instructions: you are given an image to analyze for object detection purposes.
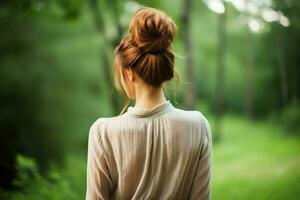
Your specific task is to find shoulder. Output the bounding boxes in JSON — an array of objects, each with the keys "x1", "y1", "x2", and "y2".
[
  {"x1": 169, "y1": 107, "x2": 211, "y2": 138},
  {"x1": 88, "y1": 114, "x2": 128, "y2": 137},
  {"x1": 170, "y1": 106, "x2": 209, "y2": 125},
  {"x1": 88, "y1": 118, "x2": 103, "y2": 142},
  {"x1": 191, "y1": 111, "x2": 211, "y2": 147}
]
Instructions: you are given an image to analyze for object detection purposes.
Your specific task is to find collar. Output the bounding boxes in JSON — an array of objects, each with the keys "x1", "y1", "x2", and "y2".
[{"x1": 126, "y1": 100, "x2": 174, "y2": 117}]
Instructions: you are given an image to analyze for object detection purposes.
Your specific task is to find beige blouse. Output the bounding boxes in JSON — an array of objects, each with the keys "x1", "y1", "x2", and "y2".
[{"x1": 86, "y1": 100, "x2": 212, "y2": 200}]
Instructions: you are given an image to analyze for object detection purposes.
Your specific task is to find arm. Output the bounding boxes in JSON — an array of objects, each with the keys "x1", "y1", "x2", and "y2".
[
  {"x1": 86, "y1": 119, "x2": 113, "y2": 200},
  {"x1": 189, "y1": 116, "x2": 212, "y2": 200}
]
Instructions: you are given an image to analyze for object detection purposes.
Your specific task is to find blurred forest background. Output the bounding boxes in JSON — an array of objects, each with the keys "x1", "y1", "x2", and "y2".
[{"x1": 1, "y1": 0, "x2": 300, "y2": 199}]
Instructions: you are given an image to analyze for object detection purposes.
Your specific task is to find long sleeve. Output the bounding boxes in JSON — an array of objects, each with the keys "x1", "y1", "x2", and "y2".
[
  {"x1": 86, "y1": 119, "x2": 113, "y2": 200},
  {"x1": 189, "y1": 116, "x2": 212, "y2": 200}
]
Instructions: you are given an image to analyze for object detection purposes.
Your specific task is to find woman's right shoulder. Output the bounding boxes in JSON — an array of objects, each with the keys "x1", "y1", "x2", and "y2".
[
  {"x1": 171, "y1": 107, "x2": 208, "y2": 122},
  {"x1": 170, "y1": 107, "x2": 211, "y2": 135}
]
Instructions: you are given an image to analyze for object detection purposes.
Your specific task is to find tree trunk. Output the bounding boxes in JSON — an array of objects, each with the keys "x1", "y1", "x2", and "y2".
[
  {"x1": 276, "y1": 28, "x2": 288, "y2": 108},
  {"x1": 214, "y1": 6, "x2": 226, "y2": 143},
  {"x1": 89, "y1": 0, "x2": 120, "y2": 114},
  {"x1": 182, "y1": 0, "x2": 196, "y2": 109},
  {"x1": 244, "y1": 28, "x2": 255, "y2": 118}
]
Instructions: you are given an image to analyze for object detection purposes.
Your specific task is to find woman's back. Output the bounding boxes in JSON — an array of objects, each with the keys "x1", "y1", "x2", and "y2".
[{"x1": 86, "y1": 100, "x2": 212, "y2": 199}]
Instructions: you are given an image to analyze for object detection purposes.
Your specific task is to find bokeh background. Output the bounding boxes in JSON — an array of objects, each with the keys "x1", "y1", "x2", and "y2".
[{"x1": 1, "y1": 0, "x2": 300, "y2": 199}]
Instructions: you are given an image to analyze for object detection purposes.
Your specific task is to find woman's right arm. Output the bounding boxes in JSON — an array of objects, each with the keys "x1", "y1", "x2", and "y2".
[{"x1": 189, "y1": 116, "x2": 212, "y2": 200}]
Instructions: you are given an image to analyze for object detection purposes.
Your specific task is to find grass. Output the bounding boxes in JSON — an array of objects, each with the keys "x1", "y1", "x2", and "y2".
[{"x1": 212, "y1": 115, "x2": 300, "y2": 200}]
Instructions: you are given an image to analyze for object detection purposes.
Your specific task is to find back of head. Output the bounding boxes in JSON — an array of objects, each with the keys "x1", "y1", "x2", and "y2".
[
  {"x1": 129, "y1": 7, "x2": 176, "y2": 54},
  {"x1": 114, "y1": 7, "x2": 177, "y2": 88}
]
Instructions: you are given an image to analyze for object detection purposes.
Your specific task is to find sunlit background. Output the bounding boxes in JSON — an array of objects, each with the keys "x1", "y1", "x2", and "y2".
[{"x1": 0, "y1": 0, "x2": 300, "y2": 199}]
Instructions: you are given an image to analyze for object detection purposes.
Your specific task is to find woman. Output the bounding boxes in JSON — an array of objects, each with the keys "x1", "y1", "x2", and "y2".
[{"x1": 86, "y1": 7, "x2": 212, "y2": 200}]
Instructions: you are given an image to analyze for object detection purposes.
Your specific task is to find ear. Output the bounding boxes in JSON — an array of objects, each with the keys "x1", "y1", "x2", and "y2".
[{"x1": 127, "y1": 68, "x2": 134, "y2": 82}]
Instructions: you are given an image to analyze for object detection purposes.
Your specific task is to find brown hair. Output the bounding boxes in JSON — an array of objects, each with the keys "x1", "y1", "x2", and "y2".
[{"x1": 114, "y1": 7, "x2": 179, "y2": 114}]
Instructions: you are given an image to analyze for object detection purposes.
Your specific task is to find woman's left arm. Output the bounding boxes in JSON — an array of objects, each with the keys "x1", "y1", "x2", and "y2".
[{"x1": 86, "y1": 119, "x2": 113, "y2": 200}]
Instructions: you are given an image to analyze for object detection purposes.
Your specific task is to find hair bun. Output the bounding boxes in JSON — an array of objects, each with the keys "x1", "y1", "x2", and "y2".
[{"x1": 129, "y1": 7, "x2": 176, "y2": 53}]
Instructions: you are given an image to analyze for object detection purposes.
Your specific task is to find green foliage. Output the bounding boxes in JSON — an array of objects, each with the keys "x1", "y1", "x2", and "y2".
[
  {"x1": 0, "y1": 4, "x2": 106, "y2": 187},
  {"x1": 2, "y1": 154, "x2": 78, "y2": 200},
  {"x1": 13, "y1": 155, "x2": 39, "y2": 188},
  {"x1": 282, "y1": 99, "x2": 300, "y2": 134}
]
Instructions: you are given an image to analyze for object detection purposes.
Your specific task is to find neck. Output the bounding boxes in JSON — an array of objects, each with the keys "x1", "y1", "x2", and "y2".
[{"x1": 134, "y1": 86, "x2": 167, "y2": 109}]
